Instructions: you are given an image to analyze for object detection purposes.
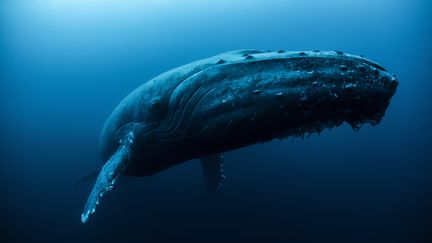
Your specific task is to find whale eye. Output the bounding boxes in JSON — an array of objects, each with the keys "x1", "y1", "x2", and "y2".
[{"x1": 151, "y1": 98, "x2": 163, "y2": 109}]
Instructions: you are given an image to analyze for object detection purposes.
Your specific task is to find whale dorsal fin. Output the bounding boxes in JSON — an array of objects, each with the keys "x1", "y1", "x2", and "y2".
[
  {"x1": 81, "y1": 132, "x2": 134, "y2": 223},
  {"x1": 200, "y1": 154, "x2": 225, "y2": 191}
]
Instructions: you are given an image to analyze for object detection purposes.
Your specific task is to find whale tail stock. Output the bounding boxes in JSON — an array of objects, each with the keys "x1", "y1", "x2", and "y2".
[{"x1": 81, "y1": 132, "x2": 134, "y2": 224}]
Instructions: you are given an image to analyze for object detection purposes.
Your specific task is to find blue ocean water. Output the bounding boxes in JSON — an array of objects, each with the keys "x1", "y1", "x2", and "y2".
[{"x1": 1, "y1": 0, "x2": 431, "y2": 242}]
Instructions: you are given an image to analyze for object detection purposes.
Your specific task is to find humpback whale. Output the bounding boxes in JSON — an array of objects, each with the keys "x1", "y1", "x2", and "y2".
[{"x1": 80, "y1": 49, "x2": 398, "y2": 223}]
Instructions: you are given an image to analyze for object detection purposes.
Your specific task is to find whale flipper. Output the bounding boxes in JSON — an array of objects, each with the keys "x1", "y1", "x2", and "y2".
[
  {"x1": 81, "y1": 137, "x2": 133, "y2": 223},
  {"x1": 74, "y1": 168, "x2": 101, "y2": 188},
  {"x1": 200, "y1": 154, "x2": 225, "y2": 191}
]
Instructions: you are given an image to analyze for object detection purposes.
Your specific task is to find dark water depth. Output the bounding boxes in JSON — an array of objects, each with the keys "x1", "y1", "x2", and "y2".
[{"x1": 1, "y1": 0, "x2": 431, "y2": 242}]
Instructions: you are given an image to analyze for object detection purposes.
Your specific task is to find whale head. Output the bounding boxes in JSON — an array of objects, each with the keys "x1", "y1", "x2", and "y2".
[
  {"x1": 184, "y1": 50, "x2": 399, "y2": 140},
  {"x1": 271, "y1": 50, "x2": 399, "y2": 133}
]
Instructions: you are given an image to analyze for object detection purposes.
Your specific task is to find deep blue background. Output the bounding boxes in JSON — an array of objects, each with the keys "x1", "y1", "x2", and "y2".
[{"x1": 1, "y1": 0, "x2": 431, "y2": 242}]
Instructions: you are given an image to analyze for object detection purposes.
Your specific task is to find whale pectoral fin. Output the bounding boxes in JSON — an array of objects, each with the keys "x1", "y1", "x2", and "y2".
[
  {"x1": 74, "y1": 168, "x2": 101, "y2": 188},
  {"x1": 200, "y1": 153, "x2": 225, "y2": 192},
  {"x1": 81, "y1": 144, "x2": 132, "y2": 224}
]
